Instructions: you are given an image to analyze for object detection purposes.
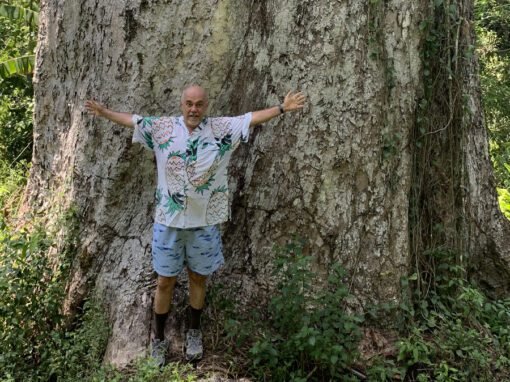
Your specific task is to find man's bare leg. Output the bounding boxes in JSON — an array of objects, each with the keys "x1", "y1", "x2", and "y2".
[
  {"x1": 155, "y1": 275, "x2": 177, "y2": 313},
  {"x1": 154, "y1": 275, "x2": 177, "y2": 340},
  {"x1": 188, "y1": 268, "x2": 207, "y2": 311}
]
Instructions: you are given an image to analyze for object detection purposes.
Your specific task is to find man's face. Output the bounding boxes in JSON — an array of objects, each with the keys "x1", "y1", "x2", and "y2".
[{"x1": 180, "y1": 86, "x2": 208, "y2": 130}]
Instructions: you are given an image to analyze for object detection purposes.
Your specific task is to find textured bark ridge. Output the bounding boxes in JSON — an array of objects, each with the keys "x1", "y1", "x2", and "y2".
[{"x1": 26, "y1": 0, "x2": 509, "y2": 366}]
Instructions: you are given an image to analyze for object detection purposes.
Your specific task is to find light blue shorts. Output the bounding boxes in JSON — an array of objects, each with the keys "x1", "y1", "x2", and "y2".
[{"x1": 152, "y1": 223, "x2": 224, "y2": 277}]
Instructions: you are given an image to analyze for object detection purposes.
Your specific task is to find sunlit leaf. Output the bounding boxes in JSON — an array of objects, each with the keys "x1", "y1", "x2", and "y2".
[
  {"x1": 0, "y1": 4, "x2": 39, "y2": 27},
  {"x1": 0, "y1": 55, "x2": 35, "y2": 78}
]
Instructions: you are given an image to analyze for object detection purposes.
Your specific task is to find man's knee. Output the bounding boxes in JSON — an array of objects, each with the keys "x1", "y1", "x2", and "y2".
[
  {"x1": 157, "y1": 275, "x2": 177, "y2": 291},
  {"x1": 187, "y1": 269, "x2": 207, "y2": 286}
]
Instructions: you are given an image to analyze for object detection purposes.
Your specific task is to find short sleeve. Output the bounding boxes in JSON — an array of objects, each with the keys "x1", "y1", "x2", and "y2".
[
  {"x1": 132, "y1": 114, "x2": 155, "y2": 151},
  {"x1": 232, "y1": 112, "x2": 252, "y2": 144},
  {"x1": 214, "y1": 112, "x2": 251, "y2": 148},
  {"x1": 207, "y1": 114, "x2": 251, "y2": 158}
]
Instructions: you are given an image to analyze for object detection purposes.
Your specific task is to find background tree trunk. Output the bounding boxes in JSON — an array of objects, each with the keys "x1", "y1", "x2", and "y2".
[{"x1": 25, "y1": 0, "x2": 509, "y2": 366}]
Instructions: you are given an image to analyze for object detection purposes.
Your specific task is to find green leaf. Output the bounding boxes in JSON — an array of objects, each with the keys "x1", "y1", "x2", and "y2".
[
  {"x1": 0, "y1": 4, "x2": 39, "y2": 26},
  {"x1": 497, "y1": 187, "x2": 510, "y2": 219},
  {"x1": 0, "y1": 55, "x2": 35, "y2": 78}
]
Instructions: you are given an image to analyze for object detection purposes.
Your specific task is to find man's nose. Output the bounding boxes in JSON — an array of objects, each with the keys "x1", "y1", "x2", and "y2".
[{"x1": 190, "y1": 105, "x2": 198, "y2": 112}]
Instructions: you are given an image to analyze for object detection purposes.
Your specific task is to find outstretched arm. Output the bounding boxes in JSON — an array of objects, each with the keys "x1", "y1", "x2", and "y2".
[
  {"x1": 250, "y1": 91, "x2": 306, "y2": 127},
  {"x1": 85, "y1": 100, "x2": 134, "y2": 128}
]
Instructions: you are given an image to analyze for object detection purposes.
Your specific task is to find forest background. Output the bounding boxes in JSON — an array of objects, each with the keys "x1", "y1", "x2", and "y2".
[{"x1": 0, "y1": 0, "x2": 510, "y2": 381}]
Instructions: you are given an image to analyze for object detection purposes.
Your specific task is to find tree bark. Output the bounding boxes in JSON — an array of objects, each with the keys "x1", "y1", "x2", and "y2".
[{"x1": 25, "y1": 0, "x2": 509, "y2": 366}]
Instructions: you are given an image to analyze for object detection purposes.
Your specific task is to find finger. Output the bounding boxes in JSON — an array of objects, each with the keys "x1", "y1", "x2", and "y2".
[
  {"x1": 85, "y1": 100, "x2": 96, "y2": 109},
  {"x1": 84, "y1": 101, "x2": 99, "y2": 114}
]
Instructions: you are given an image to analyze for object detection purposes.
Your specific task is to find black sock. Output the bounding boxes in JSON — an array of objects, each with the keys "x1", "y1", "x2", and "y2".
[
  {"x1": 189, "y1": 306, "x2": 203, "y2": 330},
  {"x1": 155, "y1": 312, "x2": 169, "y2": 340}
]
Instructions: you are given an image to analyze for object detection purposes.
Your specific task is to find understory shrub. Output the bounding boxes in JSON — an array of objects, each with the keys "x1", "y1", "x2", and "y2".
[
  {"x1": 218, "y1": 246, "x2": 510, "y2": 381},
  {"x1": 231, "y1": 241, "x2": 363, "y2": 381},
  {"x1": 0, "y1": 219, "x2": 65, "y2": 380},
  {"x1": 0, "y1": 207, "x2": 102, "y2": 381},
  {"x1": 395, "y1": 250, "x2": 510, "y2": 381},
  {"x1": 0, "y1": 159, "x2": 28, "y2": 213}
]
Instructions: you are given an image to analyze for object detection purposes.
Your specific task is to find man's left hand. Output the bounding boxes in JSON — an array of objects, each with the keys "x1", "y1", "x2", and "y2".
[{"x1": 282, "y1": 91, "x2": 306, "y2": 112}]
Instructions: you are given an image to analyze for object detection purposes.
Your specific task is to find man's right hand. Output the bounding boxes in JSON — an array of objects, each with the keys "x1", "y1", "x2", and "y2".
[
  {"x1": 84, "y1": 100, "x2": 134, "y2": 127},
  {"x1": 85, "y1": 100, "x2": 106, "y2": 117}
]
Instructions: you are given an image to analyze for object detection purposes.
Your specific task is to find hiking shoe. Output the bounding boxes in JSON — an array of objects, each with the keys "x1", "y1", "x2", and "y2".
[
  {"x1": 151, "y1": 338, "x2": 168, "y2": 367},
  {"x1": 185, "y1": 329, "x2": 203, "y2": 361}
]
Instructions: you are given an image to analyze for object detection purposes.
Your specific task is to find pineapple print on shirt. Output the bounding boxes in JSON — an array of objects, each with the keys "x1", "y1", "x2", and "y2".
[
  {"x1": 185, "y1": 137, "x2": 219, "y2": 195},
  {"x1": 152, "y1": 117, "x2": 174, "y2": 150},
  {"x1": 206, "y1": 186, "x2": 229, "y2": 225},
  {"x1": 211, "y1": 119, "x2": 233, "y2": 158},
  {"x1": 132, "y1": 112, "x2": 252, "y2": 228},
  {"x1": 165, "y1": 152, "x2": 187, "y2": 214}
]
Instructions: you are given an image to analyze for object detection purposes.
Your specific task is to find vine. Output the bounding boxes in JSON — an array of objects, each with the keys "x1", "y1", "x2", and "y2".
[{"x1": 410, "y1": 0, "x2": 470, "y2": 298}]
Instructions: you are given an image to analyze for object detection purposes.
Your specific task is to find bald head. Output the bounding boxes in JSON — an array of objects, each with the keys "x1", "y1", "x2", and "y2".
[
  {"x1": 180, "y1": 85, "x2": 209, "y2": 130},
  {"x1": 181, "y1": 85, "x2": 208, "y2": 104}
]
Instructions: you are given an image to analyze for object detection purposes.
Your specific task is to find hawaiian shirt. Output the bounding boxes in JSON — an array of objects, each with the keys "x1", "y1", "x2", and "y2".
[{"x1": 132, "y1": 113, "x2": 252, "y2": 228}]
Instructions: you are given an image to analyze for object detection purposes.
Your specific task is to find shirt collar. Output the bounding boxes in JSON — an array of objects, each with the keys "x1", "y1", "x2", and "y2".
[{"x1": 178, "y1": 116, "x2": 208, "y2": 133}]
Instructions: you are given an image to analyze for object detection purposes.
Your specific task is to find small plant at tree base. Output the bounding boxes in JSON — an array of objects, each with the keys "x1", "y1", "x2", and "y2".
[
  {"x1": 394, "y1": 249, "x2": 510, "y2": 381},
  {"x1": 47, "y1": 298, "x2": 111, "y2": 381},
  {"x1": 0, "y1": 218, "x2": 67, "y2": 380},
  {"x1": 0, "y1": 201, "x2": 107, "y2": 381},
  {"x1": 248, "y1": 241, "x2": 363, "y2": 381}
]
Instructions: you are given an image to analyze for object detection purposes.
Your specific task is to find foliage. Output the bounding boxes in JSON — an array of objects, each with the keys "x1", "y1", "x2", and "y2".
[
  {"x1": 88, "y1": 358, "x2": 198, "y2": 382},
  {"x1": 0, "y1": 3, "x2": 38, "y2": 29},
  {"x1": 47, "y1": 298, "x2": 111, "y2": 381},
  {"x1": 0, "y1": 159, "x2": 28, "y2": 214},
  {"x1": 0, "y1": 1, "x2": 38, "y2": 79},
  {"x1": 0, "y1": 0, "x2": 37, "y2": 164},
  {"x1": 0, "y1": 55, "x2": 35, "y2": 80},
  {"x1": 365, "y1": 358, "x2": 400, "y2": 382},
  {"x1": 0, "y1": 166, "x2": 109, "y2": 381},
  {"x1": 0, "y1": 197, "x2": 89, "y2": 381},
  {"x1": 394, "y1": 250, "x2": 510, "y2": 381},
  {"x1": 217, "y1": 245, "x2": 510, "y2": 381},
  {"x1": 216, "y1": 244, "x2": 510, "y2": 381},
  {"x1": 475, "y1": 0, "x2": 510, "y2": 192},
  {"x1": 127, "y1": 360, "x2": 197, "y2": 382},
  {"x1": 0, "y1": 0, "x2": 38, "y2": 79},
  {"x1": 0, "y1": 217, "x2": 68, "y2": 380},
  {"x1": 497, "y1": 186, "x2": 510, "y2": 218},
  {"x1": 225, "y1": 241, "x2": 363, "y2": 381},
  {"x1": 0, "y1": 85, "x2": 33, "y2": 163}
]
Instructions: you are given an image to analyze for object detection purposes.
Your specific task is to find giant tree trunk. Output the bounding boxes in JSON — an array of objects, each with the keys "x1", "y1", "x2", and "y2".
[{"x1": 25, "y1": 0, "x2": 509, "y2": 366}]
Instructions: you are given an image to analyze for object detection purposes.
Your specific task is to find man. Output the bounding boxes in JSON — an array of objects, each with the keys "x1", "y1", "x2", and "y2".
[{"x1": 85, "y1": 85, "x2": 305, "y2": 365}]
